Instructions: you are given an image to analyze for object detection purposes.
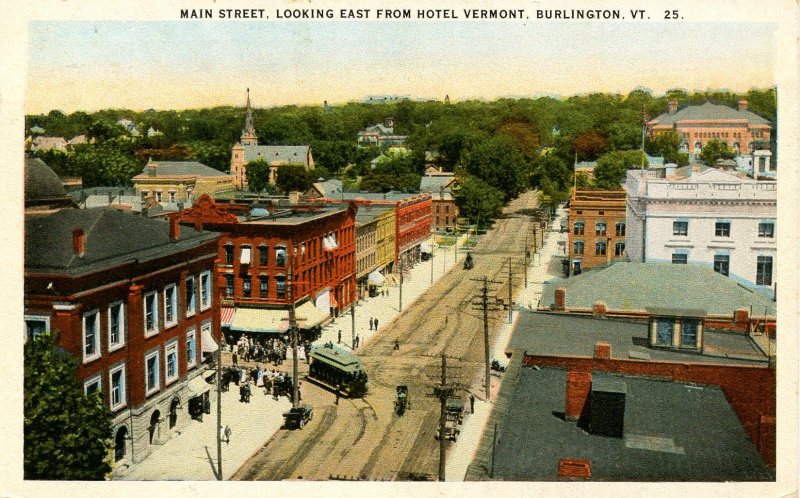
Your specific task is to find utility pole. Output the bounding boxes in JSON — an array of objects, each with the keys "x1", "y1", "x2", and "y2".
[
  {"x1": 430, "y1": 244, "x2": 435, "y2": 284},
  {"x1": 398, "y1": 258, "x2": 404, "y2": 312},
  {"x1": 437, "y1": 354, "x2": 448, "y2": 482},
  {"x1": 288, "y1": 264, "x2": 299, "y2": 408},
  {"x1": 216, "y1": 332, "x2": 222, "y2": 480},
  {"x1": 507, "y1": 257, "x2": 513, "y2": 323},
  {"x1": 351, "y1": 286, "x2": 356, "y2": 349},
  {"x1": 524, "y1": 233, "x2": 529, "y2": 289},
  {"x1": 471, "y1": 276, "x2": 502, "y2": 400}
]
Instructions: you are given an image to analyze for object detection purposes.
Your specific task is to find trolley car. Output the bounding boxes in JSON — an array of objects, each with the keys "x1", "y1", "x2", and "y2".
[{"x1": 308, "y1": 343, "x2": 368, "y2": 398}]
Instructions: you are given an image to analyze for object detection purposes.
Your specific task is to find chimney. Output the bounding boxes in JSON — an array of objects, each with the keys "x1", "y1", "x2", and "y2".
[
  {"x1": 668, "y1": 99, "x2": 678, "y2": 115},
  {"x1": 169, "y1": 216, "x2": 179, "y2": 241},
  {"x1": 555, "y1": 287, "x2": 566, "y2": 310},
  {"x1": 592, "y1": 301, "x2": 607, "y2": 317},
  {"x1": 558, "y1": 459, "x2": 591, "y2": 480},
  {"x1": 72, "y1": 228, "x2": 85, "y2": 257},
  {"x1": 594, "y1": 341, "x2": 611, "y2": 359},
  {"x1": 734, "y1": 307, "x2": 750, "y2": 325},
  {"x1": 738, "y1": 99, "x2": 748, "y2": 112},
  {"x1": 147, "y1": 159, "x2": 157, "y2": 177},
  {"x1": 565, "y1": 370, "x2": 591, "y2": 421},
  {"x1": 289, "y1": 191, "x2": 301, "y2": 204}
]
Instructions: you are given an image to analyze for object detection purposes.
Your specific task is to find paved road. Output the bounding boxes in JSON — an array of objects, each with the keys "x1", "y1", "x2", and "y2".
[{"x1": 233, "y1": 191, "x2": 542, "y2": 481}]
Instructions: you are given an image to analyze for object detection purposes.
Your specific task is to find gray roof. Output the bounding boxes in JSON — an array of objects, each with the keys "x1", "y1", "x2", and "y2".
[
  {"x1": 509, "y1": 311, "x2": 767, "y2": 365},
  {"x1": 25, "y1": 207, "x2": 218, "y2": 276},
  {"x1": 333, "y1": 191, "x2": 427, "y2": 202},
  {"x1": 242, "y1": 205, "x2": 348, "y2": 226},
  {"x1": 484, "y1": 366, "x2": 772, "y2": 481},
  {"x1": 652, "y1": 102, "x2": 771, "y2": 126},
  {"x1": 241, "y1": 145, "x2": 311, "y2": 166},
  {"x1": 541, "y1": 262, "x2": 776, "y2": 316},
  {"x1": 25, "y1": 157, "x2": 68, "y2": 202},
  {"x1": 355, "y1": 204, "x2": 394, "y2": 224},
  {"x1": 419, "y1": 175, "x2": 455, "y2": 193},
  {"x1": 312, "y1": 179, "x2": 342, "y2": 196},
  {"x1": 134, "y1": 161, "x2": 229, "y2": 178}
]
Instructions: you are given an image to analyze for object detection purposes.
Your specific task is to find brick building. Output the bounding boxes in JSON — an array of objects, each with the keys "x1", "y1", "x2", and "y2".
[
  {"x1": 175, "y1": 194, "x2": 356, "y2": 340},
  {"x1": 567, "y1": 189, "x2": 627, "y2": 275},
  {"x1": 132, "y1": 159, "x2": 235, "y2": 207},
  {"x1": 419, "y1": 168, "x2": 460, "y2": 231},
  {"x1": 354, "y1": 204, "x2": 395, "y2": 298},
  {"x1": 25, "y1": 162, "x2": 221, "y2": 469}
]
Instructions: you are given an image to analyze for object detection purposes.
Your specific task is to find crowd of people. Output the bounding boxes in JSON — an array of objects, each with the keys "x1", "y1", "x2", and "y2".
[{"x1": 227, "y1": 333, "x2": 313, "y2": 367}]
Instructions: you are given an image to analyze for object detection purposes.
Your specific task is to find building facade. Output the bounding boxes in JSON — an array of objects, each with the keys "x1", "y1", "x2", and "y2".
[
  {"x1": 420, "y1": 169, "x2": 460, "y2": 231},
  {"x1": 357, "y1": 117, "x2": 408, "y2": 147},
  {"x1": 132, "y1": 159, "x2": 235, "y2": 207},
  {"x1": 624, "y1": 167, "x2": 777, "y2": 294},
  {"x1": 354, "y1": 205, "x2": 395, "y2": 297},
  {"x1": 567, "y1": 189, "x2": 627, "y2": 274},
  {"x1": 25, "y1": 199, "x2": 221, "y2": 470}
]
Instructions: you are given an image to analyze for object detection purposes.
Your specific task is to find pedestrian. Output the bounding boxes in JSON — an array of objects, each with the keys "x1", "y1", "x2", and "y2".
[
  {"x1": 445, "y1": 315, "x2": 448, "y2": 326},
  {"x1": 369, "y1": 318, "x2": 373, "y2": 331},
  {"x1": 375, "y1": 318, "x2": 379, "y2": 329},
  {"x1": 355, "y1": 335, "x2": 360, "y2": 349},
  {"x1": 298, "y1": 382, "x2": 303, "y2": 401},
  {"x1": 232, "y1": 351, "x2": 238, "y2": 366},
  {"x1": 338, "y1": 330, "x2": 342, "y2": 344},
  {"x1": 469, "y1": 394, "x2": 475, "y2": 414}
]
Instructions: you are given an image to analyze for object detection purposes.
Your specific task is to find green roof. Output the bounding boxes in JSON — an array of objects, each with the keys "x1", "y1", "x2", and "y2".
[{"x1": 310, "y1": 345, "x2": 364, "y2": 374}]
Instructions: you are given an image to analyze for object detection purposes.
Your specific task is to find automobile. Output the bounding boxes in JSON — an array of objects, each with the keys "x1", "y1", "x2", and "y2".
[
  {"x1": 282, "y1": 404, "x2": 313, "y2": 430},
  {"x1": 463, "y1": 252, "x2": 474, "y2": 270}
]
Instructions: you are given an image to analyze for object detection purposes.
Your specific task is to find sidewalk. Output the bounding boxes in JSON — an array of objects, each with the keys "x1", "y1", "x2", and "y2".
[
  {"x1": 315, "y1": 233, "x2": 472, "y2": 350},
  {"x1": 118, "y1": 364, "x2": 291, "y2": 480},
  {"x1": 445, "y1": 207, "x2": 567, "y2": 481}
]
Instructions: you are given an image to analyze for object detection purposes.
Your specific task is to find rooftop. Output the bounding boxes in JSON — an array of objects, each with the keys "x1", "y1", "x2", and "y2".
[
  {"x1": 541, "y1": 262, "x2": 776, "y2": 317},
  {"x1": 419, "y1": 174, "x2": 457, "y2": 193},
  {"x1": 241, "y1": 204, "x2": 348, "y2": 225},
  {"x1": 133, "y1": 160, "x2": 230, "y2": 179},
  {"x1": 327, "y1": 191, "x2": 429, "y2": 203},
  {"x1": 354, "y1": 204, "x2": 395, "y2": 224},
  {"x1": 650, "y1": 102, "x2": 771, "y2": 127},
  {"x1": 239, "y1": 145, "x2": 311, "y2": 165},
  {"x1": 483, "y1": 366, "x2": 772, "y2": 481}
]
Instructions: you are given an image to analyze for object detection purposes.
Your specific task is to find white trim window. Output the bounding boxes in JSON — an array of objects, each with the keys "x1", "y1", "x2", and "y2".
[
  {"x1": 145, "y1": 349, "x2": 160, "y2": 396},
  {"x1": 144, "y1": 291, "x2": 159, "y2": 336},
  {"x1": 82, "y1": 309, "x2": 101, "y2": 363},
  {"x1": 24, "y1": 314, "x2": 49, "y2": 342},
  {"x1": 83, "y1": 373, "x2": 102, "y2": 396},
  {"x1": 200, "y1": 271, "x2": 211, "y2": 311},
  {"x1": 186, "y1": 276, "x2": 197, "y2": 317},
  {"x1": 108, "y1": 301, "x2": 125, "y2": 352},
  {"x1": 165, "y1": 340, "x2": 179, "y2": 385},
  {"x1": 186, "y1": 328, "x2": 197, "y2": 369},
  {"x1": 155, "y1": 190, "x2": 163, "y2": 203},
  {"x1": 164, "y1": 284, "x2": 178, "y2": 328},
  {"x1": 109, "y1": 363, "x2": 127, "y2": 410}
]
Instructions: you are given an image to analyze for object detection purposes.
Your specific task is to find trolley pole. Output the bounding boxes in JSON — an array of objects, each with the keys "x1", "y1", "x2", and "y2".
[
  {"x1": 430, "y1": 244, "x2": 434, "y2": 284},
  {"x1": 399, "y1": 259, "x2": 404, "y2": 312},
  {"x1": 524, "y1": 234, "x2": 529, "y2": 289},
  {"x1": 507, "y1": 257, "x2": 513, "y2": 323},
  {"x1": 482, "y1": 277, "x2": 491, "y2": 400},
  {"x1": 288, "y1": 265, "x2": 299, "y2": 408},
  {"x1": 216, "y1": 339, "x2": 222, "y2": 480},
  {"x1": 351, "y1": 286, "x2": 356, "y2": 349},
  {"x1": 438, "y1": 354, "x2": 448, "y2": 482}
]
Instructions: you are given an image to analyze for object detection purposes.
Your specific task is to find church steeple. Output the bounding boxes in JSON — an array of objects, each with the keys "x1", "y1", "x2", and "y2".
[{"x1": 240, "y1": 87, "x2": 258, "y2": 146}]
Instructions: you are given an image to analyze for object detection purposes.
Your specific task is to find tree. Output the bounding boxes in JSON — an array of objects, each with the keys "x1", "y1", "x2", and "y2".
[
  {"x1": 25, "y1": 333, "x2": 113, "y2": 480},
  {"x1": 454, "y1": 175, "x2": 505, "y2": 228},
  {"x1": 67, "y1": 141, "x2": 142, "y2": 188},
  {"x1": 700, "y1": 139, "x2": 736, "y2": 166},
  {"x1": 647, "y1": 130, "x2": 687, "y2": 165},
  {"x1": 531, "y1": 154, "x2": 571, "y2": 194},
  {"x1": 461, "y1": 136, "x2": 529, "y2": 200},
  {"x1": 572, "y1": 131, "x2": 608, "y2": 160},
  {"x1": 245, "y1": 159, "x2": 272, "y2": 193},
  {"x1": 275, "y1": 164, "x2": 314, "y2": 193},
  {"x1": 593, "y1": 150, "x2": 648, "y2": 189}
]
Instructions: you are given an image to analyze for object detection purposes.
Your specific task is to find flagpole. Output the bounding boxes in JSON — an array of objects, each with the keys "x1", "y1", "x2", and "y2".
[{"x1": 641, "y1": 104, "x2": 647, "y2": 171}]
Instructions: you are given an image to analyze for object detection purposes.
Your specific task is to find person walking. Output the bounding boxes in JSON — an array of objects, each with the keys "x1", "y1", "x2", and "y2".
[
  {"x1": 374, "y1": 318, "x2": 379, "y2": 330},
  {"x1": 369, "y1": 318, "x2": 373, "y2": 331},
  {"x1": 469, "y1": 394, "x2": 475, "y2": 414},
  {"x1": 232, "y1": 351, "x2": 238, "y2": 366},
  {"x1": 355, "y1": 335, "x2": 360, "y2": 349},
  {"x1": 338, "y1": 330, "x2": 342, "y2": 344}
]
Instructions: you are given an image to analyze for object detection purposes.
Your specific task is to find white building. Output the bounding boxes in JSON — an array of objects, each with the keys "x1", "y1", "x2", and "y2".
[{"x1": 624, "y1": 166, "x2": 776, "y2": 295}]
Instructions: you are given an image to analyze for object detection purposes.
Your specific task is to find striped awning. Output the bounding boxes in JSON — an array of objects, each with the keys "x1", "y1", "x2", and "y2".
[
  {"x1": 230, "y1": 308, "x2": 289, "y2": 334},
  {"x1": 201, "y1": 326, "x2": 219, "y2": 353},
  {"x1": 220, "y1": 307, "x2": 235, "y2": 327},
  {"x1": 296, "y1": 301, "x2": 328, "y2": 328}
]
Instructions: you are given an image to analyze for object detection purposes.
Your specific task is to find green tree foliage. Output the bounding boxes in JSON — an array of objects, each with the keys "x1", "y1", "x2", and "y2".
[
  {"x1": 593, "y1": 150, "x2": 648, "y2": 189},
  {"x1": 67, "y1": 141, "x2": 143, "y2": 188},
  {"x1": 700, "y1": 139, "x2": 736, "y2": 166},
  {"x1": 461, "y1": 136, "x2": 529, "y2": 201},
  {"x1": 531, "y1": 154, "x2": 571, "y2": 194},
  {"x1": 572, "y1": 131, "x2": 609, "y2": 161},
  {"x1": 245, "y1": 159, "x2": 272, "y2": 193},
  {"x1": 454, "y1": 175, "x2": 505, "y2": 228},
  {"x1": 24, "y1": 333, "x2": 113, "y2": 480},
  {"x1": 276, "y1": 164, "x2": 314, "y2": 193},
  {"x1": 647, "y1": 130, "x2": 689, "y2": 166}
]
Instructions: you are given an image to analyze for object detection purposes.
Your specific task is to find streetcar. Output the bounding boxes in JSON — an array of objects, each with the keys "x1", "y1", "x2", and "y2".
[{"x1": 307, "y1": 342, "x2": 368, "y2": 398}]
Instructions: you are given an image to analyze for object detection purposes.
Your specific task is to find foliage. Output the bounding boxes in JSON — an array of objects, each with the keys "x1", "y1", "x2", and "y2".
[
  {"x1": 245, "y1": 158, "x2": 272, "y2": 193},
  {"x1": 647, "y1": 130, "x2": 689, "y2": 166},
  {"x1": 594, "y1": 150, "x2": 648, "y2": 189},
  {"x1": 572, "y1": 131, "x2": 609, "y2": 161},
  {"x1": 67, "y1": 141, "x2": 143, "y2": 188},
  {"x1": 461, "y1": 136, "x2": 529, "y2": 201},
  {"x1": 275, "y1": 164, "x2": 314, "y2": 193},
  {"x1": 699, "y1": 139, "x2": 736, "y2": 166},
  {"x1": 453, "y1": 175, "x2": 505, "y2": 228},
  {"x1": 530, "y1": 154, "x2": 571, "y2": 194},
  {"x1": 24, "y1": 333, "x2": 113, "y2": 480}
]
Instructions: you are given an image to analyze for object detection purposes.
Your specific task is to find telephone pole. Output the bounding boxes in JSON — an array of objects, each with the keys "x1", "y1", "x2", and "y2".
[
  {"x1": 471, "y1": 276, "x2": 502, "y2": 400},
  {"x1": 287, "y1": 265, "x2": 299, "y2": 408},
  {"x1": 216, "y1": 331, "x2": 222, "y2": 480},
  {"x1": 507, "y1": 257, "x2": 513, "y2": 323},
  {"x1": 398, "y1": 258, "x2": 404, "y2": 312},
  {"x1": 351, "y1": 286, "x2": 356, "y2": 349},
  {"x1": 426, "y1": 353, "x2": 462, "y2": 482}
]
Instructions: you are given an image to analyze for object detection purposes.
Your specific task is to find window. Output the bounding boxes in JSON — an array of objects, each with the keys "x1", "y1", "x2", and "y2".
[
  {"x1": 259, "y1": 245, "x2": 268, "y2": 266},
  {"x1": 595, "y1": 222, "x2": 606, "y2": 236},
  {"x1": 200, "y1": 271, "x2": 211, "y2": 310},
  {"x1": 145, "y1": 349, "x2": 160, "y2": 395},
  {"x1": 83, "y1": 309, "x2": 100, "y2": 362},
  {"x1": 243, "y1": 278, "x2": 251, "y2": 298},
  {"x1": 714, "y1": 255, "x2": 730, "y2": 276},
  {"x1": 155, "y1": 191, "x2": 162, "y2": 203},
  {"x1": 681, "y1": 320, "x2": 699, "y2": 348},
  {"x1": 276, "y1": 275, "x2": 286, "y2": 298},
  {"x1": 240, "y1": 246, "x2": 252, "y2": 265},
  {"x1": 225, "y1": 274, "x2": 234, "y2": 297},
  {"x1": 595, "y1": 241, "x2": 606, "y2": 256},
  {"x1": 108, "y1": 302, "x2": 125, "y2": 351},
  {"x1": 186, "y1": 329, "x2": 197, "y2": 368},
  {"x1": 673, "y1": 221, "x2": 688, "y2": 236},
  {"x1": 84, "y1": 374, "x2": 102, "y2": 396},
  {"x1": 656, "y1": 319, "x2": 673, "y2": 346},
  {"x1": 185, "y1": 276, "x2": 196, "y2": 317},
  {"x1": 573, "y1": 222, "x2": 584, "y2": 235},
  {"x1": 109, "y1": 364, "x2": 126, "y2": 410},
  {"x1": 572, "y1": 260, "x2": 582, "y2": 275},
  {"x1": 615, "y1": 222, "x2": 626, "y2": 237},
  {"x1": 276, "y1": 246, "x2": 287, "y2": 267},
  {"x1": 758, "y1": 222, "x2": 774, "y2": 238},
  {"x1": 144, "y1": 291, "x2": 158, "y2": 335},
  {"x1": 168, "y1": 191, "x2": 176, "y2": 203},
  {"x1": 24, "y1": 315, "x2": 49, "y2": 341},
  {"x1": 714, "y1": 222, "x2": 731, "y2": 237},
  {"x1": 224, "y1": 245, "x2": 234, "y2": 265},
  {"x1": 163, "y1": 284, "x2": 177, "y2": 327},
  {"x1": 573, "y1": 241, "x2": 584, "y2": 255},
  {"x1": 165, "y1": 341, "x2": 178, "y2": 385},
  {"x1": 672, "y1": 253, "x2": 688, "y2": 264},
  {"x1": 260, "y1": 276, "x2": 268, "y2": 298},
  {"x1": 756, "y1": 256, "x2": 773, "y2": 286},
  {"x1": 615, "y1": 242, "x2": 625, "y2": 257}
]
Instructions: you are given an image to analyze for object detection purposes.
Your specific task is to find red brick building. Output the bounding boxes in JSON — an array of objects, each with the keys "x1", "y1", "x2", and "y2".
[
  {"x1": 567, "y1": 189, "x2": 627, "y2": 275},
  {"x1": 175, "y1": 194, "x2": 356, "y2": 339},
  {"x1": 25, "y1": 168, "x2": 221, "y2": 469}
]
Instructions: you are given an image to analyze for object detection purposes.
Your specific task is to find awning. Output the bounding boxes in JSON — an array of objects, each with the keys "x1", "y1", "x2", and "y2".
[
  {"x1": 315, "y1": 288, "x2": 331, "y2": 313},
  {"x1": 368, "y1": 271, "x2": 385, "y2": 286},
  {"x1": 420, "y1": 242, "x2": 431, "y2": 254},
  {"x1": 186, "y1": 373, "x2": 211, "y2": 397},
  {"x1": 330, "y1": 293, "x2": 338, "y2": 308},
  {"x1": 220, "y1": 307, "x2": 235, "y2": 327},
  {"x1": 295, "y1": 301, "x2": 329, "y2": 328},
  {"x1": 230, "y1": 308, "x2": 289, "y2": 334},
  {"x1": 201, "y1": 326, "x2": 219, "y2": 353}
]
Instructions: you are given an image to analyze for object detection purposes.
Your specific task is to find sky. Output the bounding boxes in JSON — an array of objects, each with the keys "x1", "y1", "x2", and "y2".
[{"x1": 25, "y1": 20, "x2": 776, "y2": 113}]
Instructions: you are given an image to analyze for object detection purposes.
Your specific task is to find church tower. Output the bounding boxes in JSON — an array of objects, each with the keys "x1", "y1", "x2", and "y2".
[{"x1": 240, "y1": 88, "x2": 258, "y2": 146}]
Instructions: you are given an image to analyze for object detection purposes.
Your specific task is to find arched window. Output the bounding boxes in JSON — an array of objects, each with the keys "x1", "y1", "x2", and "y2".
[
  {"x1": 595, "y1": 221, "x2": 606, "y2": 236},
  {"x1": 573, "y1": 241, "x2": 584, "y2": 255},
  {"x1": 595, "y1": 241, "x2": 607, "y2": 256},
  {"x1": 615, "y1": 222, "x2": 626, "y2": 237},
  {"x1": 573, "y1": 221, "x2": 584, "y2": 235}
]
